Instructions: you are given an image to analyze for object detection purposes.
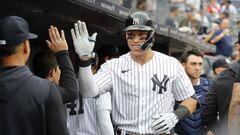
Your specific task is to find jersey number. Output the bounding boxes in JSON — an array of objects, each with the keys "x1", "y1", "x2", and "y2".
[{"x1": 66, "y1": 96, "x2": 84, "y2": 115}]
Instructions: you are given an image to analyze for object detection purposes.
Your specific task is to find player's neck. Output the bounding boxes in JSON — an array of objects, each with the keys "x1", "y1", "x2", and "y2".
[
  {"x1": 131, "y1": 50, "x2": 154, "y2": 65},
  {"x1": 191, "y1": 78, "x2": 200, "y2": 86}
]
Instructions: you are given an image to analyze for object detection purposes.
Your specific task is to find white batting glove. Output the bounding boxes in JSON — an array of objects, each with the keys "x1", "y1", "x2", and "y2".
[
  {"x1": 71, "y1": 20, "x2": 97, "y2": 59},
  {"x1": 150, "y1": 113, "x2": 178, "y2": 134}
]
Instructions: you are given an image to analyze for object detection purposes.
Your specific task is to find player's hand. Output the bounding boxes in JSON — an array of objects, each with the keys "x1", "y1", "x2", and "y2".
[
  {"x1": 46, "y1": 26, "x2": 68, "y2": 53},
  {"x1": 150, "y1": 113, "x2": 178, "y2": 134},
  {"x1": 71, "y1": 20, "x2": 97, "y2": 59}
]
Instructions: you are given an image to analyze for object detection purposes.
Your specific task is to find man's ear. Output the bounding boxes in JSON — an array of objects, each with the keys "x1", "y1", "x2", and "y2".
[
  {"x1": 48, "y1": 69, "x2": 55, "y2": 78},
  {"x1": 23, "y1": 40, "x2": 30, "y2": 54},
  {"x1": 182, "y1": 63, "x2": 186, "y2": 68}
]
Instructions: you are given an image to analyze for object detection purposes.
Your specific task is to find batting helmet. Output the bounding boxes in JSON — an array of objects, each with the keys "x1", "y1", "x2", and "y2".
[{"x1": 124, "y1": 11, "x2": 155, "y2": 51}]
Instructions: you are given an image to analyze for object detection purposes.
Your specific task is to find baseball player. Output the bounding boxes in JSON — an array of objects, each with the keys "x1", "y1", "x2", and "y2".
[
  {"x1": 71, "y1": 11, "x2": 197, "y2": 135},
  {"x1": 66, "y1": 92, "x2": 113, "y2": 135},
  {"x1": 66, "y1": 54, "x2": 114, "y2": 135}
]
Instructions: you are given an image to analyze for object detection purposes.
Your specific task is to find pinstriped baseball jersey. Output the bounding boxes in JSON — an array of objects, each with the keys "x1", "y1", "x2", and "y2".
[
  {"x1": 94, "y1": 51, "x2": 195, "y2": 134},
  {"x1": 66, "y1": 92, "x2": 112, "y2": 135}
]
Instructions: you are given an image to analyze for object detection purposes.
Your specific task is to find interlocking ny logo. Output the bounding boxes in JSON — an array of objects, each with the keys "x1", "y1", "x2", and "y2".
[
  {"x1": 133, "y1": 17, "x2": 140, "y2": 24},
  {"x1": 151, "y1": 74, "x2": 169, "y2": 94}
]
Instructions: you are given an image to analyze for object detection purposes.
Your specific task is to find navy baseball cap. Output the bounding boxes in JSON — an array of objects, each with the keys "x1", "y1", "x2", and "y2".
[
  {"x1": 0, "y1": 16, "x2": 38, "y2": 46},
  {"x1": 212, "y1": 58, "x2": 229, "y2": 70}
]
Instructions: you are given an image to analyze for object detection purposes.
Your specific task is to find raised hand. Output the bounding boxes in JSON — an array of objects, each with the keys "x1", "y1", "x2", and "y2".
[
  {"x1": 46, "y1": 26, "x2": 68, "y2": 53},
  {"x1": 71, "y1": 20, "x2": 97, "y2": 59}
]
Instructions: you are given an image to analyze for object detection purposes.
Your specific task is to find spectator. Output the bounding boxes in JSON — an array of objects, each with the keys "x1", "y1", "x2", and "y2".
[
  {"x1": 179, "y1": 6, "x2": 201, "y2": 34},
  {"x1": 207, "y1": 0, "x2": 221, "y2": 20},
  {"x1": 165, "y1": 4, "x2": 180, "y2": 29},
  {"x1": 221, "y1": 0, "x2": 238, "y2": 15},
  {"x1": 210, "y1": 18, "x2": 233, "y2": 57}
]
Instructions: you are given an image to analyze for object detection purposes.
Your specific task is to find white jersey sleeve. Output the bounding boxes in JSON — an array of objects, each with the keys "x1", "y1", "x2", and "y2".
[
  {"x1": 172, "y1": 58, "x2": 195, "y2": 101},
  {"x1": 96, "y1": 92, "x2": 112, "y2": 111},
  {"x1": 78, "y1": 66, "x2": 100, "y2": 97}
]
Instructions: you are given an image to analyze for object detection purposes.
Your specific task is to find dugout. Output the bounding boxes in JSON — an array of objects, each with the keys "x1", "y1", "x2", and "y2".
[{"x1": 0, "y1": 0, "x2": 215, "y2": 69}]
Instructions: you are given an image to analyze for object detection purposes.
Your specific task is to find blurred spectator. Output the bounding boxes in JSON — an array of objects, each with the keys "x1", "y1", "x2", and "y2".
[
  {"x1": 203, "y1": 20, "x2": 221, "y2": 43},
  {"x1": 165, "y1": 5, "x2": 179, "y2": 29},
  {"x1": 179, "y1": 6, "x2": 201, "y2": 34},
  {"x1": 186, "y1": 0, "x2": 202, "y2": 11},
  {"x1": 212, "y1": 57, "x2": 230, "y2": 77},
  {"x1": 207, "y1": 0, "x2": 221, "y2": 20},
  {"x1": 221, "y1": 0, "x2": 238, "y2": 15},
  {"x1": 195, "y1": 8, "x2": 211, "y2": 28},
  {"x1": 210, "y1": 18, "x2": 233, "y2": 57},
  {"x1": 236, "y1": 20, "x2": 240, "y2": 28},
  {"x1": 135, "y1": 0, "x2": 156, "y2": 12},
  {"x1": 171, "y1": 0, "x2": 186, "y2": 12},
  {"x1": 232, "y1": 31, "x2": 240, "y2": 62},
  {"x1": 136, "y1": 0, "x2": 147, "y2": 10},
  {"x1": 220, "y1": 11, "x2": 230, "y2": 20}
]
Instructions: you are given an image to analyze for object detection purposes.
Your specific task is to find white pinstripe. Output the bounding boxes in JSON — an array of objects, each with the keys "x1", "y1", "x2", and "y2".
[
  {"x1": 66, "y1": 92, "x2": 111, "y2": 135},
  {"x1": 94, "y1": 51, "x2": 195, "y2": 134}
]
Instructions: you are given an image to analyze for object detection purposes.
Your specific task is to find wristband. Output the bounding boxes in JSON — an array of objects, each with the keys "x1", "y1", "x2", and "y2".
[
  {"x1": 173, "y1": 105, "x2": 190, "y2": 121},
  {"x1": 79, "y1": 58, "x2": 91, "y2": 67}
]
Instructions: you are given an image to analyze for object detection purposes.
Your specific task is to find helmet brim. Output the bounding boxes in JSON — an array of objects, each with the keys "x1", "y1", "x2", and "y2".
[{"x1": 123, "y1": 25, "x2": 153, "y2": 31}]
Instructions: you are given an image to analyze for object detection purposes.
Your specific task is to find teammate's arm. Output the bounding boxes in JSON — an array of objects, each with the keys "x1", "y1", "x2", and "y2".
[
  {"x1": 228, "y1": 66, "x2": 240, "y2": 135},
  {"x1": 47, "y1": 26, "x2": 78, "y2": 103},
  {"x1": 46, "y1": 83, "x2": 69, "y2": 135}
]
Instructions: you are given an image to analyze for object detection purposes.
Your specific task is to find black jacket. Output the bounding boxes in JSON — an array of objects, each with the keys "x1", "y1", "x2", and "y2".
[
  {"x1": 202, "y1": 62, "x2": 240, "y2": 135},
  {"x1": 55, "y1": 50, "x2": 78, "y2": 103},
  {"x1": 0, "y1": 66, "x2": 69, "y2": 135}
]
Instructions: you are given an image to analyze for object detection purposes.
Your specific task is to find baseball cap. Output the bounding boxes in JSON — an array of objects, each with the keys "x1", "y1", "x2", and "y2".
[
  {"x1": 212, "y1": 58, "x2": 229, "y2": 70},
  {"x1": 0, "y1": 16, "x2": 38, "y2": 46}
]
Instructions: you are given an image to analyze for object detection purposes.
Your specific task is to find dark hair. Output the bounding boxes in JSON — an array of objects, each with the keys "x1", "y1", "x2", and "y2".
[
  {"x1": 0, "y1": 45, "x2": 20, "y2": 66},
  {"x1": 180, "y1": 48, "x2": 203, "y2": 63},
  {"x1": 0, "y1": 45, "x2": 19, "y2": 57},
  {"x1": 170, "y1": 5, "x2": 178, "y2": 12},
  {"x1": 97, "y1": 45, "x2": 120, "y2": 69},
  {"x1": 222, "y1": 11, "x2": 230, "y2": 18},
  {"x1": 32, "y1": 49, "x2": 58, "y2": 78}
]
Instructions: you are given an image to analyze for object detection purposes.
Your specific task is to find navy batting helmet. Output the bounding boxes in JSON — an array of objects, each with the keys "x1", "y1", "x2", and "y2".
[{"x1": 124, "y1": 11, "x2": 155, "y2": 51}]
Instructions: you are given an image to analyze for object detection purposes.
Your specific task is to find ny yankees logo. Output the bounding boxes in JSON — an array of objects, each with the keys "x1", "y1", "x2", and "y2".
[
  {"x1": 151, "y1": 74, "x2": 169, "y2": 94},
  {"x1": 132, "y1": 17, "x2": 140, "y2": 24}
]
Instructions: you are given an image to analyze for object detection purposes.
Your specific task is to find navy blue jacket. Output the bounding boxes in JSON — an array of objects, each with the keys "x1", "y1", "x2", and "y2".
[
  {"x1": 175, "y1": 77, "x2": 210, "y2": 135},
  {"x1": 0, "y1": 66, "x2": 69, "y2": 135}
]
